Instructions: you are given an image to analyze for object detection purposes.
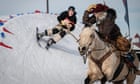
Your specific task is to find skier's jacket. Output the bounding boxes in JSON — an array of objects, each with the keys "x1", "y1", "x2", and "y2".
[{"x1": 57, "y1": 11, "x2": 77, "y2": 31}]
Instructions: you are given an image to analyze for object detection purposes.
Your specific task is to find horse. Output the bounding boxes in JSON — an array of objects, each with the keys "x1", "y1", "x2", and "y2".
[{"x1": 78, "y1": 27, "x2": 140, "y2": 84}]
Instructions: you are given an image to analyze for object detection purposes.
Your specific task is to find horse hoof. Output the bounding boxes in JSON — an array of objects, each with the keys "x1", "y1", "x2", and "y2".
[{"x1": 84, "y1": 76, "x2": 90, "y2": 84}]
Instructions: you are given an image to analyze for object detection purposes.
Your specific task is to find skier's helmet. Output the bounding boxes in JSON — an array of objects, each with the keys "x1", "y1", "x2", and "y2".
[{"x1": 68, "y1": 6, "x2": 75, "y2": 11}]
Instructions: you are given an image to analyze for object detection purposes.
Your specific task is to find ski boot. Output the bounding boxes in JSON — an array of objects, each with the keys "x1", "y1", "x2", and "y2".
[
  {"x1": 37, "y1": 32, "x2": 45, "y2": 40},
  {"x1": 45, "y1": 38, "x2": 56, "y2": 49},
  {"x1": 36, "y1": 28, "x2": 45, "y2": 41}
]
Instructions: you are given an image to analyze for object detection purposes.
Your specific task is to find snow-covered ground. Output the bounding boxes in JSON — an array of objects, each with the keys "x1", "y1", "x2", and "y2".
[{"x1": 0, "y1": 13, "x2": 140, "y2": 84}]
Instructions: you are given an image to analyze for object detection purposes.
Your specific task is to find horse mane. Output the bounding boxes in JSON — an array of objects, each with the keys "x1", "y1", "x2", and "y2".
[
  {"x1": 83, "y1": 26, "x2": 99, "y2": 37},
  {"x1": 90, "y1": 26, "x2": 104, "y2": 41}
]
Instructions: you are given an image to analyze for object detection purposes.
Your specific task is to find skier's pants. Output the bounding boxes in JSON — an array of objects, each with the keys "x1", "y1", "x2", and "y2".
[{"x1": 44, "y1": 24, "x2": 74, "y2": 42}]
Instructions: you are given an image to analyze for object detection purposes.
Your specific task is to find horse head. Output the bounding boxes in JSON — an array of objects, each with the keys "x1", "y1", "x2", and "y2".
[{"x1": 78, "y1": 27, "x2": 97, "y2": 56}]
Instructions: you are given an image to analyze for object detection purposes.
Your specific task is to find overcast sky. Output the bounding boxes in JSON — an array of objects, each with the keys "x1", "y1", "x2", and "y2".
[{"x1": 0, "y1": 0, "x2": 139, "y2": 37}]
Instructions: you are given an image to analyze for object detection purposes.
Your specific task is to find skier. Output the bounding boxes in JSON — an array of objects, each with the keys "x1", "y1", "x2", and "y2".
[
  {"x1": 37, "y1": 6, "x2": 77, "y2": 49},
  {"x1": 83, "y1": 3, "x2": 124, "y2": 49}
]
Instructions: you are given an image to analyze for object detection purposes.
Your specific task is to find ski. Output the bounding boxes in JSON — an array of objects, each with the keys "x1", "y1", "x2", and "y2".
[
  {"x1": 36, "y1": 27, "x2": 42, "y2": 47},
  {"x1": 36, "y1": 27, "x2": 53, "y2": 50},
  {"x1": 45, "y1": 40, "x2": 50, "y2": 50},
  {"x1": 36, "y1": 27, "x2": 50, "y2": 50}
]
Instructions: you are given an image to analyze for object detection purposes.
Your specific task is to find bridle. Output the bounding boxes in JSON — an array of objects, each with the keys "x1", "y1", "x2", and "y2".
[
  {"x1": 85, "y1": 34, "x2": 107, "y2": 53},
  {"x1": 79, "y1": 32, "x2": 107, "y2": 64},
  {"x1": 83, "y1": 34, "x2": 113, "y2": 78}
]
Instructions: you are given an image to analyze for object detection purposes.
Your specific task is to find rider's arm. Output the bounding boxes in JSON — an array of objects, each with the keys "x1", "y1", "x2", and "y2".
[
  {"x1": 82, "y1": 10, "x2": 96, "y2": 26},
  {"x1": 57, "y1": 11, "x2": 67, "y2": 23},
  {"x1": 69, "y1": 15, "x2": 77, "y2": 24}
]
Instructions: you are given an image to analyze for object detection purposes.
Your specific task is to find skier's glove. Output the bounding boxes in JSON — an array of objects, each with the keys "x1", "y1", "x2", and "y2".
[
  {"x1": 61, "y1": 20, "x2": 66, "y2": 25},
  {"x1": 61, "y1": 19, "x2": 71, "y2": 26}
]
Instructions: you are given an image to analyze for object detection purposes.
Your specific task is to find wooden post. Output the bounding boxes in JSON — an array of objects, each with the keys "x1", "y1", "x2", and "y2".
[{"x1": 46, "y1": 0, "x2": 49, "y2": 13}]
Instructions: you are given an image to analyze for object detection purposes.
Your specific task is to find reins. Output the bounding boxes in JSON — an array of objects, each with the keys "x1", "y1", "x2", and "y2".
[
  {"x1": 67, "y1": 31, "x2": 79, "y2": 42},
  {"x1": 82, "y1": 37, "x2": 108, "y2": 64}
]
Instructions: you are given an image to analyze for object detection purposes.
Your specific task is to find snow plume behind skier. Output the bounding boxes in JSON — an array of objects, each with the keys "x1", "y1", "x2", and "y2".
[{"x1": 37, "y1": 6, "x2": 77, "y2": 49}]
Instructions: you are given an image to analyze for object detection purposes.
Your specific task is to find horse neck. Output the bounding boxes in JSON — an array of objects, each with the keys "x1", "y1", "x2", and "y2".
[{"x1": 90, "y1": 32, "x2": 110, "y2": 60}]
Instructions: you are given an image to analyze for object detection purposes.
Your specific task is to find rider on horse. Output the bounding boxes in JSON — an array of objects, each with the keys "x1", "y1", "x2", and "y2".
[
  {"x1": 82, "y1": 3, "x2": 137, "y2": 70},
  {"x1": 83, "y1": 3, "x2": 121, "y2": 42}
]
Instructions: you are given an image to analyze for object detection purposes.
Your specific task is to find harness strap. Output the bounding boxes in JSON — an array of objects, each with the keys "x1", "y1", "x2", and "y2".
[
  {"x1": 90, "y1": 50, "x2": 112, "y2": 68},
  {"x1": 90, "y1": 50, "x2": 112, "y2": 83},
  {"x1": 110, "y1": 56, "x2": 125, "y2": 81},
  {"x1": 100, "y1": 50, "x2": 112, "y2": 64},
  {"x1": 91, "y1": 51, "x2": 112, "y2": 70}
]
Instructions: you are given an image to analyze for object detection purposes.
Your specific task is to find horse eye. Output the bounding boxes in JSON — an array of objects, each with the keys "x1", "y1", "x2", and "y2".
[{"x1": 90, "y1": 34, "x2": 94, "y2": 38}]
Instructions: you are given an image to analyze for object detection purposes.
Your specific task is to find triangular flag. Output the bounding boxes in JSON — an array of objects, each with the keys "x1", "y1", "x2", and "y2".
[
  {"x1": 0, "y1": 42, "x2": 13, "y2": 49},
  {"x1": 3, "y1": 27, "x2": 14, "y2": 35}
]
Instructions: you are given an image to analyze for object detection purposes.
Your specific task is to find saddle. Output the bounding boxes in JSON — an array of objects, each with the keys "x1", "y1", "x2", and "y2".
[
  {"x1": 98, "y1": 34, "x2": 131, "y2": 52},
  {"x1": 116, "y1": 36, "x2": 131, "y2": 52}
]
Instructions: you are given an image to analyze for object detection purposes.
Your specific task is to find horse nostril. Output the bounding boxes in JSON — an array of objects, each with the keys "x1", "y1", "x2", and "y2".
[
  {"x1": 82, "y1": 47, "x2": 86, "y2": 51},
  {"x1": 78, "y1": 47, "x2": 86, "y2": 52}
]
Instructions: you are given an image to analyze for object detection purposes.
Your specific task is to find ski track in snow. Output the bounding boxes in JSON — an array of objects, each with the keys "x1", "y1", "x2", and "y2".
[{"x1": 0, "y1": 13, "x2": 140, "y2": 84}]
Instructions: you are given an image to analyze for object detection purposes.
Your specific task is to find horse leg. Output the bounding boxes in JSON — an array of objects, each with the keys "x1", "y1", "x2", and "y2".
[
  {"x1": 135, "y1": 70, "x2": 140, "y2": 75},
  {"x1": 113, "y1": 80, "x2": 124, "y2": 84},
  {"x1": 85, "y1": 58, "x2": 104, "y2": 84},
  {"x1": 100, "y1": 76, "x2": 107, "y2": 84},
  {"x1": 126, "y1": 71, "x2": 136, "y2": 84},
  {"x1": 84, "y1": 76, "x2": 91, "y2": 84}
]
